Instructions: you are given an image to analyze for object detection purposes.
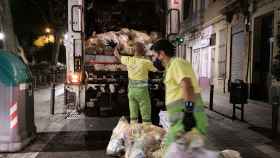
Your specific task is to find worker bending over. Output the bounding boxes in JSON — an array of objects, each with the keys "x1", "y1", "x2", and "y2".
[{"x1": 151, "y1": 39, "x2": 208, "y2": 148}]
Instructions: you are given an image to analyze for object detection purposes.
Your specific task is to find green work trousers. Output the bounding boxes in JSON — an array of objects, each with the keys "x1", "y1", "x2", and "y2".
[
  {"x1": 163, "y1": 94, "x2": 208, "y2": 148},
  {"x1": 128, "y1": 86, "x2": 151, "y2": 123}
]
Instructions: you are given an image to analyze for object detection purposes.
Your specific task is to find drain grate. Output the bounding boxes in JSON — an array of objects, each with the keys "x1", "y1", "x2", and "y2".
[{"x1": 65, "y1": 111, "x2": 83, "y2": 120}]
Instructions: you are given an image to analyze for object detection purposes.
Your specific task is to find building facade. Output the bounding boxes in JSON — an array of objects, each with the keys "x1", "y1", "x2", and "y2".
[
  {"x1": 172, "y1": 0, "x2": 280, "y2": 103},
  {"x1": 180, "y1": 0, "x2": 230, "y2": 93},
  {"x1": 248, "y1": 0, "x2": 280, "y2": 102}
]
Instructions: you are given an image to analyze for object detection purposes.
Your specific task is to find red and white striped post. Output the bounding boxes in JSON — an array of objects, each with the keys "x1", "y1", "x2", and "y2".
[{"x1": 9, "y1": 102, "x2": 18, "y2": 129}]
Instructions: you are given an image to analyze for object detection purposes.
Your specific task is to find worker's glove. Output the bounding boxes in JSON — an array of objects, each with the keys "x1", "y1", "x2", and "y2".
[
  {"x1": 106, "y1": 40, "x2": 118, "y2": 49},
  {"x1": 183, "y1": 101, "x2": 196, "y2": 132},
  {"x1": 153, "y1": 58, "x2": 165, "y2": 71}
]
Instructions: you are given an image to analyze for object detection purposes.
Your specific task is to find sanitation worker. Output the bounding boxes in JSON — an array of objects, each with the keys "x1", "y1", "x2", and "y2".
[
  {"x1": 114, "y1": 41, "x2": 157, "y2": 126},
  {"x1": 151, "y1": 39, "x2": 208, "y2": 148}
]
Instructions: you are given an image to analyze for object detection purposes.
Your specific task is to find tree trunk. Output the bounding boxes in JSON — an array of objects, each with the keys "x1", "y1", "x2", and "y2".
[
  {"x1": 52, "y1": 30, "x2": 62, "y2": 65},
  {"x1": 48, "y1": 0, "x2": 62, "y2": 66}
]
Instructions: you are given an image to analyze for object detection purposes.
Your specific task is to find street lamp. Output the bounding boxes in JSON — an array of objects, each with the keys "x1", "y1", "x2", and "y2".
[
  {"x1": 64, "y1": 33, "x2": 68, "y2": 40},
  {"x1": 45, "y1": 27, "x2": 51, "y2": 34},
  {"x1": 0, "y1": 32, "x2": 5, "y2": 40}
]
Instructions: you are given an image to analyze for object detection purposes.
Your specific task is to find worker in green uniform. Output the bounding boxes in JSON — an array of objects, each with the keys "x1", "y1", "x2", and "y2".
[
  {"x1": 114, "y1": 42, "x2": 157, "y2": 125},
  {"x1": 151, "y1": 39, "x2": 208, "y2": 148}
]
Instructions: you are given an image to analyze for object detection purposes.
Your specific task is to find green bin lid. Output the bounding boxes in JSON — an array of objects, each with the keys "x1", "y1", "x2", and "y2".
[{"x1": 0, "y1": 51, "x2": 32, "y2": 86}]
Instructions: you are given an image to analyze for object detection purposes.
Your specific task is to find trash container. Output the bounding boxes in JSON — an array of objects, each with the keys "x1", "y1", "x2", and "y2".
[
  {"x1": 230, "y1": 80, "x2": 248, "y2": 104},
  {"x1": 0, "y1": 51, "x2": 36, "y2": 152}
]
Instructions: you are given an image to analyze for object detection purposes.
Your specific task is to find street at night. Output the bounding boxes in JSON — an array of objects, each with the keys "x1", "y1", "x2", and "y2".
[{"x1": 1, "y1": 0, "x2": 280, "y2": 158}]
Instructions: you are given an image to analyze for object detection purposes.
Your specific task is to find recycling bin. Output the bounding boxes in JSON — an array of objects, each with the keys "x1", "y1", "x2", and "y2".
[
  {"x1": 0, "y1": 51, "x2": 36, "y2": 152},
  {"x1": 230, "y1": 80, "x2": 248, "y2": 104}
]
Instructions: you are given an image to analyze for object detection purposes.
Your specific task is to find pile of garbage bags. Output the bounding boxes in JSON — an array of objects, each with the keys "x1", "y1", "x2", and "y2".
[
  {"x1": 106, "y1": 117, "x2": 165, "y2": 158},
  {"x1": 85, "y1": 28, "x2": 160, "y2": 55},
  {"x1": 106, "y1": 117, "x2": 242, "y2": 158}
]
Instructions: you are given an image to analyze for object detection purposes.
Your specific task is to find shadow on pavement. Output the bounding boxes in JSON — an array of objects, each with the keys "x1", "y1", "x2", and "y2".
[
  {"x1": 20, "y1": 130, "x2": 112, "y2": 153},
  {"x1": 248, "y1": 126, "x2": 280, "y2": 140}
]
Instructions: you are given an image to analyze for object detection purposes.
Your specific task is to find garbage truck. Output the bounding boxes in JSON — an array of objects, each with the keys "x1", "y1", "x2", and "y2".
[{"x1": 64, "y1": 0, "x2": 166, "y2": 122}]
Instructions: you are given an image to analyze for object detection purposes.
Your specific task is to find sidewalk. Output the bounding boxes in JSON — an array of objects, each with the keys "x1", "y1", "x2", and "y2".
[{"x1": 202, "y1": 90, "x2": 280, "y2": 158}]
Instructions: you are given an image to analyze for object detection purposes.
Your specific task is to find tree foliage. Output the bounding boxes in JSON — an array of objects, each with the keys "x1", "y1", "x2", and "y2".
[{"x1": 10, "y1": 0, "x2": 67, "y2": 64}]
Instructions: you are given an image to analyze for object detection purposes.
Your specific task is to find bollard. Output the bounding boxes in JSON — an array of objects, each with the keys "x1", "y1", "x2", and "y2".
[
  {"x1": 209, "y1": 84, "x2": 214, "y2": 111},
  {"x1": 272, "y1": 96, "x2": 279, "y2": 137},
  {"x1": 50, "y1": 82, "x2": 55, "y2": 115}
]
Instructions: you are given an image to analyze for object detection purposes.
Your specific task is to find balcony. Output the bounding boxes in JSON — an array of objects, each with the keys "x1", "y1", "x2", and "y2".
[
  {"x1": 224, "y1": 0, "x2": 238, "y2": 4},
  {"x1": 182, "y1": 9, "x2": 205, "y2": 33},
  {"x1": 221, "y1": 0, "x2": 249, "y2": 22}
]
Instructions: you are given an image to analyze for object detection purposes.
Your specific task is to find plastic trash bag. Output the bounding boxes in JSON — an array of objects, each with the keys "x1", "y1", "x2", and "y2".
[
  {"x1": 106, "y1": 117, "x2": 130, "y2": 156},
  {"x1": 125, "y1": 140, "x2": 146, "y2": 158},
  {"x1": 106, "y1": 137, "x2": 125, "y2": 156},
  {"x1": 220, "y1": 150, "x2": 242, "y2": 158},
  {"x1": 164, "y1": 142, "x2": 219, "y2": 158},
  {"x1": 159, "y1": 111, "x2": 170, "y2": 130},
  {"x1": 125, "y1": 124, "x2": 166, "y2": 158}
]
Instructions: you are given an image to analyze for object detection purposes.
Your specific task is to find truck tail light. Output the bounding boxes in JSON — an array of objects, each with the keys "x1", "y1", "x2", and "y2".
[{"x1": 67, "y1": 72, "x2": 81, "y2": 84}]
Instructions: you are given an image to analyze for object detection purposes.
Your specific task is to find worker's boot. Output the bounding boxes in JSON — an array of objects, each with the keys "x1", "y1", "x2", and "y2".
[{"x1": 130, "y1": 120, "x2": 141, "y2": 138}]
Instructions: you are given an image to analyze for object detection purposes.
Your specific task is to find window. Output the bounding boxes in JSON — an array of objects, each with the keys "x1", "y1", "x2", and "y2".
[
  {"x1": 205, "y1": 0, "x2": 209, "y2": 8},
  {"x1": 201, "y1": 0, "x2": 209, "y2": 9},
  {"x1": 193, "y1": 0, "x2": 197, "y2": 14},
  {"x1": 201, "y1": 0, "x2": 205, "y2": 10},
  {"x1": 197, "y1": 0, "x2": 201, "y2": 11},
  {"x1": 210, "y1": 33, "x2": 216, "y2": 46},
  {"x1": 183, "y1": 0, "x2": 192, "y2": 19}
]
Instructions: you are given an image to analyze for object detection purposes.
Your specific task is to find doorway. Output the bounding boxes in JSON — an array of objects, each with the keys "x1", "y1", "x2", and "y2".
[{"x1": 251, "y1": 13, "x2": 274, "y2": 102}]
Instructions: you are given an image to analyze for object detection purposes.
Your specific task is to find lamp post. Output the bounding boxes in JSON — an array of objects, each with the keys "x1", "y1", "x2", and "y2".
[
  {"x1": 45, "y1": 27, "x2": 56, "y2": 115},
  {"x1": 45, "y1": 28, "x2": 52, "y2": 43},
  {"x1": 45, "y1": 28, "x2": 51, "y2": 34}
]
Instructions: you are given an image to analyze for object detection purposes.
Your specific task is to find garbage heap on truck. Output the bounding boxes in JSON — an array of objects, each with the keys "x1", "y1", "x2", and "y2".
[{"x1": 79, "y1": 28, "x2": 164, "y2": 118}]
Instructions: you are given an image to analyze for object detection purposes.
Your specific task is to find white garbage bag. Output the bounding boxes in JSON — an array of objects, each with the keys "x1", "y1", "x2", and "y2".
[
  {"x1": 164, "y1": 142, "x2": 219, "y2": 158},
  {"x1": 106, "y1": 117, "x2": 130, "y2": 156},
  {"x1": 125, "y1": 124, "x2": 166, "y2": 158},
  {"x1": 159, "y1": 111, "x2": 170, "y2": 130},
  {"x1": 106, "y1": 137, "x2": 125, "y2": 156},
  {"x1": 220, "y1": 150, "x2": 242, "y2": 158}
]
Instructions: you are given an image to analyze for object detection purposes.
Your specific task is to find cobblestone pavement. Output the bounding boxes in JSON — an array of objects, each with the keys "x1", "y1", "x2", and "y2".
[
  {"x1": 202, "y1": 90, "x2": 280, "y2": 158},
  {"x1": 1, "y1": 86, "x2": 280, "y2": 158}
]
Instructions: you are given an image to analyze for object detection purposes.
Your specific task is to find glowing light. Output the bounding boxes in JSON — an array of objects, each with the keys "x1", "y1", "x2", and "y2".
[
  {"x1": 0, "y1": 32, "x2": 5, "y2": 40},
  {"x1": 64, "y1": 34, "x2": 68, "y2": 40},
  {"x1": 71, "y1": 73, "x2": 80, "y2": 83},
  {"x1": 45, "y1": 28, "x2": 51, "y2": 34},
  {"x1": 67, "y1": 72, "x2": 81, "y2": 84}
]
